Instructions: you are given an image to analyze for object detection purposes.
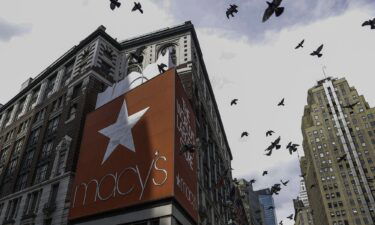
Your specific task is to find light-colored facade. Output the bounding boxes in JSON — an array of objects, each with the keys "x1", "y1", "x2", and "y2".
[
  {"x1": 293, "y1": 198, "x2": 314, "y2": 225},
  {"x1": 301, "y1": 77, "x2": 375, "y2": 225},
  {"x1": 299, "y1": 179, "x2": 310, "y2": 207}
]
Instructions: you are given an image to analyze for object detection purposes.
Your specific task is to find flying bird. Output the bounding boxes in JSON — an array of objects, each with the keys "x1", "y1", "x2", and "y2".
[
  {"x1": 362, "y1": 18, "x2": 375, "y2": 29},
  {"x1": 262, "y1": 0, "x2": 284, "y2": 22},
  {"x1": 158, "y1": 63, "x2": 167, "y2": 73},
  {"x1": 287, "y1": 142, "x2": 299, "y2": 155},
  {"x1": 132, "y1": 2, "x2": 143, "y2": 14},
  {"x1": 241, "y1": 131, "x2": 249, "y2": 138},
  {"x1": 262, "y1": 171, "x2": 268, "y2": 176},
  {"x1": 295, "y1": 39, "x2": 304, "y2": 49},
  {"x1": 231, "y1": 99, "x2": 238, "y2": 106},
  {"x1": 226, "y1": 4, "x2": 239, "y2": 19},
  {"x1": 310, "y1": 184, "x2": 316, "y2": 188},
  {"x1": 278, "y1": 98, "x2": 285, "y2": 106},
  {"x1": 266, "y1": 130, "x2": 275, "y2": 136},
  {"x1": 268, "y1": 136, "x2": 281, "y2": 151},
  {"x1": 287, "y1": 214, "x2": 293, "y2": 220},
  {"x1": 268, "y1": 206, "x2": 275, "y2": 210},
  {"x1": 343, "y1": 101, "x2": 359, "y2": 110},
  {"x1": 110, "y1": 0, "x2": 121, "y2": 10},
  {"x1": 337, "y1": 154, "x2": 347, "y2": 163},
  {"x1": 310, "y1": 44, "x2": 324, "y2": 58},
  {"x1": 265, "y1": 150, "x2": 273, "y2": 156},
  {"x1": 130, "y1": 46, "x2": 146, "y2": 64},
  {"x1": 279, "y1": 221, "x2": 283, "y2": 225},
  {"x1": 281, "y1": 179, "x2": 289, "y2": 186},
  {"x1": 250, "y1": 179, "x2": 256, "y2": 184}
]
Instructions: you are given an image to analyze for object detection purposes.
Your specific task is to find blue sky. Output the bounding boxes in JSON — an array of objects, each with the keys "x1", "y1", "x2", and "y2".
[{"x1": 1, "y1": 1, "x2": 375, "y2": 224}]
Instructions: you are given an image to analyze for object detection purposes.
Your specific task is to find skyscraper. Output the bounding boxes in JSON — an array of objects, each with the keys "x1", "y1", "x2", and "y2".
[
  {"x1": 301, "y1": 77, "x2": 375, "y2": 225},
  {"x1": 299, "y1": 178, "x2": 310, "y2": 207},
  {"x1": 0, "y1": 22, "x2": 233, "y2": 225},
  {"x1": 256, "y1": 189, "x2": 277, "y2": 225}
]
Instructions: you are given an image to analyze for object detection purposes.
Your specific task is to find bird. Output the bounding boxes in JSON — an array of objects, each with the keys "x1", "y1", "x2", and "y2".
[
  {"x1": 286, "y1": 142, "x2": 299, "y2": 155},
  {"x1": 266, "y1": 136, "x2": 281, "y2": 152},
  {"x1": 132, "y1": 2, "x2": 143, "y2": 13},
  {"x1": 110, "y1": 0, "x2": 121, "y2": 10},
  {"x1": 266, "y1": 130, "x2": 275, "y2": 136},
  {"x1": 279, "y1": 221, "x2": 283, "y2": 225},
  {"x1": 337, "y1": 154, "x2": 347, "y2": 163},
  {"x1": 226, "y1": 4, "x2": 239, "y2": 19},
  {"x1": 281, "y1": 179, "x2": 289, "y2": 186},
  {"x1": 158, "y1": 63, "x2": 167, "y2": 73},
  {"x1": 241, "y1": 131, "x2": 249, "y2": 138},
  {"x1": 262, "y1": 171, "x2": 268, "y2": 176},
  {"x1": 310, "y1": 44, "x2": 324, "y2": 58},
  {"x1": 268, "y1": 206, "x2": 275, "y2": 210},
  {"x1": 250, "y1": 179, "x2": 256, "y2": 184},
  {"x1": 362, "y1": 18, "x2": 375, "y2": 29},
  {"x1": 265, "y1": 150, "x2": 273, "y2": 156},
  {"x1": 130, "y1": 46, "x2": 146, "y2": 64},
  {"x1": 180, "y1": 144, "x2": 196, "y2": 154},
  {"x1": 277, "y1": 98, "x2": 285, "y2": 106},
  {"x1": 343, "y1": 101, "x2": 359, "y2": 110},
  {"x1": 310, "y1": 184, "x2": 316, "y2": 188},
  {"x1": 231, "y1": 99, "x2": 238, "y2": 106},
  {"x1": 287, "y1": 214, "x2": 293, "y2": 220},
  {"x1": 270, "y1": 183, "x2": 281, "y2": 195},
  {"x1": 295, "y1": 39, "x2": 304, "y2": 49},
  {"x1": 262, "y1": 0, "x2": 284, "y2": 22}
]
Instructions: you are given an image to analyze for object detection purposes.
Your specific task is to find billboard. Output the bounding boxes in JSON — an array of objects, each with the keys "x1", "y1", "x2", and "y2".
[{"x1": 69, "y1": 70, "x2": 198, "y2": 222}]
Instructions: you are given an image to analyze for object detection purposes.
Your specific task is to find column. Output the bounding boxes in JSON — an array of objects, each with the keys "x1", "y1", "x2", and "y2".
[
  {"x1": 52, "y1": 68, "x2": 65, "y2": 93},
  {"x1": 36, "y1": 81, "x2": 48, "y2": 105},
  {"x1": 19, "y1": 92, "x2": 33, "y2": 118},
  {"x1": 0, "y1": 111, "x2": 7, "y2": 130},
  {"x1": 5, "y1": 103, "x2": 19, "y2": 127}
]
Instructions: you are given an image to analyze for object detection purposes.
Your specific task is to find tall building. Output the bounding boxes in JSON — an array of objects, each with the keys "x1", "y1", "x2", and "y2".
[
  {"x1": 301, "y1": 77, "x2": 375, "y2": 225},
  {"x1": 0, "y1": 21, "x2": 233, "y2": 225},
  {"x1": 299, "y1": 178, "x2": 310, "y2": 207},
  {"x1": 256, "y1": 189, "x2": 277, "y2": 225},
  {"x1": 293, "y1": 198, "x2": 314, "y2": 225},
  {"x1": 236, "y1": 179, "x2": 264, "y2": 225}
]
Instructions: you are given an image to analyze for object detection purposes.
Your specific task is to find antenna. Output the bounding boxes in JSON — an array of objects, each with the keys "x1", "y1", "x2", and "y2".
[{"x1": 322, "y1": 65, "x2": 327, "y2": 79}]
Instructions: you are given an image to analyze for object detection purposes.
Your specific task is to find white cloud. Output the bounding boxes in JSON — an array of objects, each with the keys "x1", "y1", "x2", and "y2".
[{"x1": 0, "y1": 17, "x2": 32, "y2": 42}]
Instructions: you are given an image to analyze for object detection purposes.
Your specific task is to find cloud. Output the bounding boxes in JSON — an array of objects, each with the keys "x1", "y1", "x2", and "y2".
[
  {"x1": 158, "y1": 0, "x2": 375, "y2": 41},
  {"x1": 0, "y1": 17, "x2": 32, "y2": 42}
]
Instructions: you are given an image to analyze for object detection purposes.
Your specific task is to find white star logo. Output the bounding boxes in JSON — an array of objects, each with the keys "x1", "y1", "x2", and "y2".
[{"x1": 99, "y1": 100, "x2": 149, "y2": 165}]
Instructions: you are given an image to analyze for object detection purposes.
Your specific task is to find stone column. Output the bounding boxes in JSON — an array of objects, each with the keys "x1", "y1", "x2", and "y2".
[
  {"x1": 0, "y1": 111, "x2": 7, "y2": 130},
  {"x1": 53, "y1": 68, "x2": 65, "y2": 93},
  {"x1": 5, "y1": 103, "x2": 19, "y2": 127},
  {"x1": 18, "y1": 92, "x2": 33, "y2": 118},
  {"x1": 36, "y1": 81, "x2": 48, "y2": 105}
]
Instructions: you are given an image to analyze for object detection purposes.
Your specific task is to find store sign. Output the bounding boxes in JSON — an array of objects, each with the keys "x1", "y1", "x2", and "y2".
[{"x1": 69, "y1": 70, "x2": 198, "y2": 222}]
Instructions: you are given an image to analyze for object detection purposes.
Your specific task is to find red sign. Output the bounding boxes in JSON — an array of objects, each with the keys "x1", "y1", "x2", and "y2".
[{"x1": 69, "y1": 70, "x2": 198, "y2": 222}]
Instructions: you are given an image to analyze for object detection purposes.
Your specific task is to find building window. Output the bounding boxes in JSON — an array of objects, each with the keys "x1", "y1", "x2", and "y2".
[
  {"x1": 67, "y1": 104, "x2": 77, "y2": 121},
  {"x1": 28, "y1": 128, "x2": 40, "y2": 146},
  {"x1": 4, "y1": 197, "x2": 22, "y2": 221},
  {"x1": 15, "y1": 174, "x2": 28, "y2": 191},
  {"x1": 46, "y1": 117, "x2": 60, "y2": 135},
  {"x1": 22, "y1": 150, "x2": 34, "y2": 170},
  {"x1": 0, "y1": 147, "x2": 10, "y2": 166},
  {"x1": 46, "y1": 74, "x2": 57, "y2": 97},
  {"x1": 13, "y1": 139, "x2": 24, "y2": 156},
  {"x1": 23, "y1": 190, "x2": 42, "y2": 216},
  {"x1": 158, "y1": 44, "x2": 177, "y2": 65},
  {"x1": 71, "y1": 83, "x2": 82, "y2": 99},
  {"x1": 6, "y1": 158, "x2": 18, "y2": 176},
  {"x1": 34, "y1": 164, "x2": 48, "y2": 184},
  {"x1": 56, "y1": 152, "x2": 66, "y2": 176},
  {"x1": 41, "y1": 141, "x2": 53, "y2": 159},
  {"x1": 33, "y1": 109, "x2": 46, "y2": 124},
  {"x1": 62, "y1": 60, "x2": 74, "y2": 87}
]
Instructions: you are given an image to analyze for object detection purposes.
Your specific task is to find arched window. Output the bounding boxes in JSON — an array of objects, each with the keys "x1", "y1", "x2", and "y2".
[
  {"x1": 158, "y1": 44, "x2": 177, "y2": 65},
  {"x1": 126, "y1": 53, "x2": 143, "y2": 75}
]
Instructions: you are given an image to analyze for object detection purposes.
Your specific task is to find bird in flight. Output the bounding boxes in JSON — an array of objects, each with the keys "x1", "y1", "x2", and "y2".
[
  {"x1": 158, "y1": 63, "x2": 167, "y2": 73},
  {"x1": 262, "y1": 0, "x2": 284, "y2": 22},
  {"x1": 287, "y1": 214, "x2": 293, "y2": 220},
  {"x1": 266, "y1": 136, "x2": 281, "y2": 151},
  {"x1": 279, "y1": 221, "x2": 283, "y2": 225},
  {"x1": 310, "y1": 184, "x2": 316, "y2": 188},
  {"x1": 265, "y1": 150, "x2": 273, "y2": 156},
  {"x1": 130, "y1": 46, "x2": 146, "y2": 64},
  {"x1": 262, "y1": 170, "x2": 268, "y2": 176},
  {"x1": 362, "y1": 18, "x2": 375, "y2": 29},
  {"x1": 310, "y1": 44, "x2": 324, "y2": 58},
  {"x1": 271, "y1": 183, "x2": 281, "y2": 195},
  {"x1": 278, "y1": 98, "x2": 285, "y2": 106},
  {"x1": 337, "y1": 154, "x2": 347, "y2": 163},
  {"x1": 266, "y1": 130, "x2": 275, "y2": 136},
  {"x1": 286, "y1": 142, "x2": 299, "y2": 155},
  {"x1": 250, "y1": 179, "x2": 256, "y2": 184},
  {"x1": 110, "y1": 0, "x2": 121, "y2": 10},
  {"x1": 281, "y1": 179, "x2": 289, "y2": 186},
  {"x1": 241, "y1": 131, "x2": 249, "y2": 138},
  {"x1": 295, "y1": 39, "x2": 304, "y2": 49},
  {"x1": 132, "y1": 2, "x2": 143, "y2": 14},
  {"x1": 226, "y1": 4, "x2": 239, "y2": 19},
  {"x1": 231, "y1": 99, "x2": 238, "y2": 106},
  {"x1": 343, "y1": 101, "x2": 359, "y2": 110},
  {"x1": 268, "y1": 206, "x2": 275, "y2": 210}
]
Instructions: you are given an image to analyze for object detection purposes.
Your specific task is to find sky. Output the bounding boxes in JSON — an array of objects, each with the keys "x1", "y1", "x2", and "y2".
[{"x1": 1, "y1": 0, "x2": 375, "y2": 224}]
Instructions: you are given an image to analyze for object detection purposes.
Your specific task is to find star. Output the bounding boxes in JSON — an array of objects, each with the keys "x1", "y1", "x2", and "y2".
[{"x1": 99, "y1": 100, "x2": 149, "y2": 164}]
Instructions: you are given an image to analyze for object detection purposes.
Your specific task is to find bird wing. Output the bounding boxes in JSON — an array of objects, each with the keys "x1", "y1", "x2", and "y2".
[
  {"x1": 262, "y1": 6, "x2": 274, "y2": 22},
  {"x1": 301, "y1": 39, "x2": 305, "y2": 45},
  {"x1": 226, "y1": 10, "x2": 231, "y2": 19},
  {"x1": 110, "y1": 2, "x2": 116, "y2": 10},
  {"x1": 362, "y1": 20, "x2": 371, "y2": 26},
  {"x1": 273, "y1": 0, "x2": 283, "y2": 6},
  {"x1": 316, "y1": 44, "x2": 323, "y2": 52}
]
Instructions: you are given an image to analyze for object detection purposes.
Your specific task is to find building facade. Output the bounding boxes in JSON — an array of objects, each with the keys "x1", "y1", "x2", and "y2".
[
  {"x1": 256, "y1": 189, "x2": 277, "y2": 225},
  {"x1": 0, "y1": 21, "x2": 233, "y2": 225},
  {"x1": 301, "y1": 77, "x2": 375, "y2": 225},
  {"x1": 293, "y1": 198, "x2": 314, "y2": 225}
]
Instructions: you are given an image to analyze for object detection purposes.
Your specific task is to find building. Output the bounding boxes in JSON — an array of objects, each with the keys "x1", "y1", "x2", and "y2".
[
  {"x1": 256, "y1": 189, "x2": 277, "y2": 225},
  {"x1": 0, "y1": 21, "x2": 233, "y2": 225},
  {"x1": 301, "y1": 77, "x2": 375, "y2": 225},
  {"x1": 236, "y1": 179, "x2": 264, "y2": 225},
  {"x1": 293, "y1": 198, "x2": 314, "y2": 225},
  {"x1": 299, "y1": 178, "x2": 309, "y2": 207}
]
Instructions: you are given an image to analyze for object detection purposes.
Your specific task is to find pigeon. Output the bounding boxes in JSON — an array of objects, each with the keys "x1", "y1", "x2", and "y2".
[
  {"x1": 110, "y1": 0, "x2": 121, "y2": 10},
  {"x1": 268, "y1": 206, "x2": 275, "y2": 210},
  {"x1": 337, "y1": 154, "x2": 347, "y2": 163},
  {"x1": 281, "y1": 179, "x2": 289, "y2": 186},
  {"x1": 287, "y1": 142, "x2": 299, "y2": 155},
  {"x1": 250, "y1": 179, "x2": 256, "y2": 184},
  {"x1": 265, "y1": 150, "x2": 273, "y2": 156},
  {"x1": 310, "y1": 184, "x2": 316, "y2": 188},
  {"x1": 226, "y1": 4, "x2": 239, "y2": 19},
  {"x1": 130, "y1": 46, "x2": 146, "y2": 64},
  {"x1": 287, "y1": 214, "x2": 293, "y2": 220},
  {"x1": 266, "y1": 136, "x2": 281, "y2": 151},
  {"x1": 279, "y1": 221, "x2": 283, "y2": 225},
  {"x1": 262, "y1": 171, "x2": 268, "y2": 176},
  {"x1": 231, "y1": 99, "x2": 238, "y2": 106},
  {"x1": 262, "y1": 0, "x2": 284, "y2": 22},
  {"x1": 271, "y1": 183, "x2": 281, "y2": 195},
  {"x1": 310, "y1": 44, "x2": 324, "y2": 58},
  {"x1": 343, "y1": 101, "x2": 359, "y2": 110},
  {"x1": 266, "y1": 130, "x2": 275, "y2": 136},
  {"x1": 241, "y1": 131, "x2": 249, "y2": 138},
  {"x1": 278, "y1": 98, "x2": 285, "y2": 106},
  {"x1": 180, "y1": 144, "x2": 196, "y2": 154},
  {"x1": 132, "y1": 2, "x2": 143, "y2": 13},
  {"x1": 362, "y1": 18, "x2": 375, "y2": 29},
  {"x1": 158, "y1": 63, "x2": 167, "y2": 73},
  {"x1": 295, "y1": 39, "x2": 304, "y2": 49}
]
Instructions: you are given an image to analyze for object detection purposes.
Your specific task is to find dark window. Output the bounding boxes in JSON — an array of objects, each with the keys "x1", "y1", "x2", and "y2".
[{"x1": 71, "y1": 83, "x2": 82, "y2": 99}]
